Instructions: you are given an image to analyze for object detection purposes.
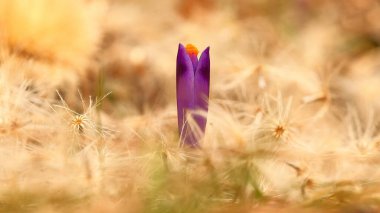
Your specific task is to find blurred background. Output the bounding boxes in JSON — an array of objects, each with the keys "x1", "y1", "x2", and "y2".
[
  {"x1": 98, "y1": 0, "x2": 380, "y2": 117},
  {"x1": 1, "y1": 0, "x2": 380, "y2": 115},
  {"x1": 104, "y1": 0, "x2": 380, "y2": 107}
]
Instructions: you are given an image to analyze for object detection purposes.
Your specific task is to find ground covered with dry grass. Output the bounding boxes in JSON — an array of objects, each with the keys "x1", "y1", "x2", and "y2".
[{"x1": 0, "y1": 0, "x2": 380, "y2": 212}]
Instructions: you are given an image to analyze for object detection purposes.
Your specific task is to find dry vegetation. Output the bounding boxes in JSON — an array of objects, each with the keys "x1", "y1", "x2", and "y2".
[{"x1": 0, "y1": 0, "x2": 380, "y2": 212}]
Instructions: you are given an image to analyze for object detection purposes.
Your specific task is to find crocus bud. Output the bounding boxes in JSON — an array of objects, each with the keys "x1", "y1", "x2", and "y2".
[{"x1": 176, "y1": 43, "x2": 210, "y2": 147}]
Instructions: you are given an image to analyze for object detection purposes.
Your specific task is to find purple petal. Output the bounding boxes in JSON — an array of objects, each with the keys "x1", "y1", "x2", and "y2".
[
  {"x1": 194, "y1": 47, "x2": 210, "y2": 135},
  {"x1": 189, "y1": 54, "x2": 198, "y2": 71},
  {"x1": 176, "y1": 44, "x2": 197, "y2": 146}
]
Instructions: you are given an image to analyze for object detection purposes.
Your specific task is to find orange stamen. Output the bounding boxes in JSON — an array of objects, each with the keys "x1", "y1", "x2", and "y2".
[{"x1": 185, "y1": 44, "x2": 199, "y2": 56}]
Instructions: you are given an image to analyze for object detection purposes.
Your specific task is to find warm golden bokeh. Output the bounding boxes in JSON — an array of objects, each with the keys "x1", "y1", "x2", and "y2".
[{"x1": 0, "y1": 0, "x2": 105, "y2": 90}]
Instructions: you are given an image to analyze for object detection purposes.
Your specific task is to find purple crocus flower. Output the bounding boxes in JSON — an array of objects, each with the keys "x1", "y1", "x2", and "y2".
[{"x1": 176, "y1": 43, "x2": 210, "y2": 147}]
